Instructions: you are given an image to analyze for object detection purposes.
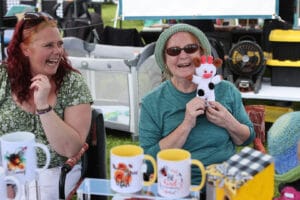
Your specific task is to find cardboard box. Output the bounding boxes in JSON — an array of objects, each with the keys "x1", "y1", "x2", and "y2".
[{"x1": 206, "y1": 147, "x2": 274, "y2": 200}]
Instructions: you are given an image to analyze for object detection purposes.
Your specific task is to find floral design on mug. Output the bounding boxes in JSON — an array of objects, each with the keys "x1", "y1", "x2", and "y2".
[
  {"x1": 159, "y1": 166, "x2": 184, "y2": 194},
  {"x1": 5, "y1": 147, "x2": 27, "y2": 172},
  {"x1": 113, "y1": 162, "x2": 134, "y2": 187}
]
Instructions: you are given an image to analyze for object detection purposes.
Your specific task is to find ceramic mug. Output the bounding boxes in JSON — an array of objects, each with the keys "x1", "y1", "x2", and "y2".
[
  {"x1": 0, "y1": 131, "x2": 51, "y2": 184},
  {"x1": 110, "y1": 144, "x2": 157, "y2": 194},
  {"x1": 0, "y1": 166, "x2": 21, "y2": 200},
  {"x1": 157, "y1": 148, "x2": 206, "y2": 199}
]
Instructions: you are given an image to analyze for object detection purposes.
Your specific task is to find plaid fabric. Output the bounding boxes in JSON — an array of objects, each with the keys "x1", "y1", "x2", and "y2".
[{"x1": 226, "y1": 147, "x2": 273, "y2": 177}]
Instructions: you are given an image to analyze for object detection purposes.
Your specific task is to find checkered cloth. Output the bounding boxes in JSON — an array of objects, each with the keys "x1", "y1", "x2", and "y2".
[{"x1": 226, "y1": 147, "x2": 273, "y2": 177}]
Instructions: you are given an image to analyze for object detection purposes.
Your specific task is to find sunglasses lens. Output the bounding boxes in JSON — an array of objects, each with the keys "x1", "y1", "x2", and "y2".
[
  {"x1": 166, "y1": 44, "x2": 199, "y2": 56},
  {"x1": 166, "y1": 47, "x2": 182, "y2": 56},
  {"x1": 184, "y1": 44, "x2": 199, "y2": 53},
  {"x1": 24, "y1": 12, "x2": 39, "y2": 19},
  {"x1": 24, "y1": 12, "x2": 54, "y2": 20}
]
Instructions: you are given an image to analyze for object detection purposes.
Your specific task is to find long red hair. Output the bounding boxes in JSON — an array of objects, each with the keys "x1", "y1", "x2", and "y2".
[{"x1": 5, "y1": 14, "x2": 79, "y2": 103}]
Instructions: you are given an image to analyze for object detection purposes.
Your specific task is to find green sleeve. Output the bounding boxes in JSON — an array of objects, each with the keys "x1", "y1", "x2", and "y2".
[
  {"x1": 139, "y1": 101, "x2": 161, "y2": 158},
  {"x1": 230, "y1": 82, "x2": 255, "y2": 146},
  {"x1": 60, "y1": 71, "x2": 93, "y2": 106}
]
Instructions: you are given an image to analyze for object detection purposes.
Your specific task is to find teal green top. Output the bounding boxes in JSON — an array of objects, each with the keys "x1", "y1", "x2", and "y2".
[
  {"x1": 139, "y1": 80, "x2": 255, "y2": 185},
  {"x1": 0, "y1": 65, "x2": 93, "y2": 168}
]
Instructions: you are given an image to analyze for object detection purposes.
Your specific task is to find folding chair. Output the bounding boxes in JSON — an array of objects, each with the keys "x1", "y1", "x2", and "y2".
[
  {"x1": 59, "y1": 109, "x2": 107, "y2": 200},
  {"x1": 61, "y1": 1, "x2": 103, "y2": 43},
  {"x1": 100, "y1": 26, "x2": 144, "y2": 47},
  {"x1": 245, "y1": 105, "x2": 266, "y2": 153}
]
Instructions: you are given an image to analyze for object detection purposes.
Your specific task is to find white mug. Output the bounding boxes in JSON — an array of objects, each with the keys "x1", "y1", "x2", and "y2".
[
  {"x1": 0, "y1": 166, "x2": 21, "y2": 200},
  {"x1": 110, "y1": 144, "x2": 157, "y2": 194},
  {"x1": 0, "y1": 131, "x2": 51, "y2": 183},
  {"x1": 157, "y1": 148, "x2": 206, "y2": 199}
]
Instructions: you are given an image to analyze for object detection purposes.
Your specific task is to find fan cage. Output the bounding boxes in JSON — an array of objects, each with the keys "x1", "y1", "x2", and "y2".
[{"x1": 228, "y1": 40, "x2": 264, "y2": 76}]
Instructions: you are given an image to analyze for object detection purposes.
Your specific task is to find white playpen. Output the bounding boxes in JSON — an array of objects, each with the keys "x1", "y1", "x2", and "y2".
[{"x1": 63, "y1": 37, "x2": 161, "y2": 140}]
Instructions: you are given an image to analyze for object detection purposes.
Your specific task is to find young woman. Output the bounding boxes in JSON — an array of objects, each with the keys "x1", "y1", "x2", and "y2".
[{"x1": 0, "y1": 12, "x2": 93, "y2": 199}]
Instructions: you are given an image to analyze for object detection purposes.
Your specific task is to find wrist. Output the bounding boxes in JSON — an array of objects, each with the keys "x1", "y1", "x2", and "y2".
[
  {"x1": 36, "y1": 105, "x2": 52, "y2": 115},
  {"x1": 181, "y1": 120, "x2": 193, "y2": 132}
]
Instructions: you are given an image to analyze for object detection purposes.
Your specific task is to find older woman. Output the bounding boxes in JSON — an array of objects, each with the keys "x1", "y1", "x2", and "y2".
[{"x1": 139, "y1": 24, "x2": 255, "y2": 199}]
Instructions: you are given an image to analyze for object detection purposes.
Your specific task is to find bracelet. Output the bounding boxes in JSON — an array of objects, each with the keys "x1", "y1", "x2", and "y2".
[{"x1": 36, "y1": 105, "x2": 52, "y2": 115}]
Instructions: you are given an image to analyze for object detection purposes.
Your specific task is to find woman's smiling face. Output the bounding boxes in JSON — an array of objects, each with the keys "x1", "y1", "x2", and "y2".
[
  {"x1": 164, "y1": 32, "x2": 202, "y2": 80},
  {"x1": 21, "y1": 26, "x2": 63, "y2": 77}
]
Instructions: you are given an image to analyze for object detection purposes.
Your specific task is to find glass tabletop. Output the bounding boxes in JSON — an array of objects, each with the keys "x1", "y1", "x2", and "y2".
[{"x1": 76, "y1": 178, "x2": 200, "y2": 200}]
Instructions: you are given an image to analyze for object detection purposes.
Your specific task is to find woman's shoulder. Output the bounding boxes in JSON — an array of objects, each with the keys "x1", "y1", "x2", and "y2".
[
  {"x1": 59, "y1": 71, "x2": 92, "y2": 104},
  {"x1": 217, "y1": 80, "x2": 239, "y2": 92},
  {"x1": 62, "y1": 71, "x2": 86, "y2": 88},
  {"x1": 218, "y1": 79, "x2": 236, "y2": 87},
  {"x1": 64, "y1": 70, "x2": 83, "y2": 81},
  {"x1": 142, "y1": 81, "x2": 169, "y2": 102},
  {"x1": 61, "y1": 71, "x2": 89, "y2": 91},
  {"x1": 215, "y1": 80, "x2": 241, "y2": 99}
]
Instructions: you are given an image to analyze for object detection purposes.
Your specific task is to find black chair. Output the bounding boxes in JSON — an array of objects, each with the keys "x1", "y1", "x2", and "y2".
[
  {"x1": 41, "y1": 0, "x2": 60, "y2": 18},
  {"x1": 61, "y1": 0, "x2": 103, "y2": 43},
  {"x1": 59, "y1": 109, "x2": 107, "y2": 200},
  {"x1": 100, "y1": 26, "x2": 144, "y2": 47},
  {"x1": 20, "y1": 0, "x2": 37, "y2": 7}
]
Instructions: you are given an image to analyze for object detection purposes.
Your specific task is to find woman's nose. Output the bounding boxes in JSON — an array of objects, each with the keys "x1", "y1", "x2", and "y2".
[{"x1": 53, "y1": 45, "x2": 62, "y2": 54}]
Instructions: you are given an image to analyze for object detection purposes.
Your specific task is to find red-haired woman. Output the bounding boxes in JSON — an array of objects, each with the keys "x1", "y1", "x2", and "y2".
[{"x1": 0, "y1": 12, "x2": 93, "y2": 199}]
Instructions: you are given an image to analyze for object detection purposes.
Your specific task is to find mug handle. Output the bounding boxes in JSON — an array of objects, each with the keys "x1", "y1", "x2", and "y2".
[
  {"x1": 190, "y1": 159, "x2": 206, "y2": 192},
  {"x1": 143, "y1": 154, "x2": 157, "y2": 186},
  {"x1": 34, "y1": 143, "x2": 51, "y2": 172},
  {"x1": 5, "y1": 176, "x2": 21, "y2": 200}
]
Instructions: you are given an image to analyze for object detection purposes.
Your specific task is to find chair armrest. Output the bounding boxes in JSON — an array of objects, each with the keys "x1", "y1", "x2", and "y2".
[{"x1": 59, "y1": 143, "x2": 89, "y2": 199}]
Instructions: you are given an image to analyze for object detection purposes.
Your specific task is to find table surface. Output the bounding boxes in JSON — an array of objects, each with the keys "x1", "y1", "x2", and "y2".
[
  {"x1": 240, "y1": 77, "x2": 300, "y2": 102},
  {"x1": 77, "y1": 178, "x2": 200, "y2": 200}
]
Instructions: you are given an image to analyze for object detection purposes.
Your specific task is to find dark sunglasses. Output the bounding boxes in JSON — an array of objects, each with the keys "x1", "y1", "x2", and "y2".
[
  {"x1": 20, "y1": 12, "x2": 55, "y2": 42},
  {"x1": 165, "y1": 44, "x2": 200, "y2": 56},
  {"x1": 22, "y1": 12, "x2": 54, "y2": 29},
  {"x1": 23, "y1": 12, "x2": 54, "y2": 21}
]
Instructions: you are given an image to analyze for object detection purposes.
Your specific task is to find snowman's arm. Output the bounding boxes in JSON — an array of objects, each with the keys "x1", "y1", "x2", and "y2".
[
  {"x1": 211, "y1": 75, "x2": 222, "y2": 84},
  {"x1": 192, "y1": 75, "x2": 202, "y2": 84}
]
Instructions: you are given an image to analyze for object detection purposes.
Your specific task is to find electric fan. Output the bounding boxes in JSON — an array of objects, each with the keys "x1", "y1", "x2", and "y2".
[{"x1": 224, "y1": 40, "x2": 265, "y2": 93}]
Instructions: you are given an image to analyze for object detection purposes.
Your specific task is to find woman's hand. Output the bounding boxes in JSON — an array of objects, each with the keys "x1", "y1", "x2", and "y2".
[
  {"x1": 206, "y1": 101, "x2": 232, "y2": 128},
  {"x1": 159, "y1": 97, "x2": 206, "y2": 149},
  {"x1": 206, "y1": 101, "x2": 250, "y2": 145},
  {"x1": 30, "y1": 74, "x2": 51, "y2": 109},
  {"x1": 184, "y1": 97, "x2": 206, "y2": 129}
]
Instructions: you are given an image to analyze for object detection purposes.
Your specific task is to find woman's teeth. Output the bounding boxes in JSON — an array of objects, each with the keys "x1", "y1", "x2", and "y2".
[
  {"x1": 178, "y1": 63, "x2": 191, "y2": 68},
  {"x1": 46, "y1": 59, "x2": 59, "y2": 65}
]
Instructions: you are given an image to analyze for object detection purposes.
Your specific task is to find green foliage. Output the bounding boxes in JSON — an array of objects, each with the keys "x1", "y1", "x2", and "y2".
[
  {"x1": 101, "y1": 3, "x2": 144, "y2": 31},
  {"x1": 106, "y1": 129, "x2": 139, "y2": 177}
]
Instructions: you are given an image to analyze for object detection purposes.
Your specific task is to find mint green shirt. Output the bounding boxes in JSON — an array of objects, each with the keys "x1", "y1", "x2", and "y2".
[
  {"x1": 0, "y1": 65, "x2": 93, "y2": 168},
  {"x1": 139, "y1": 80, "x2": 255, "y2": 185}
]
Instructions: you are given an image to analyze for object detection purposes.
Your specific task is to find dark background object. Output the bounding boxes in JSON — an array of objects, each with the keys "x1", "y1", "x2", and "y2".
[
  {"x1": 279, "y1": 0, "x2": 295, "y2": 25},
  {"x1": 0, "y1": 16, "x2": 17, "y2": 60},
  {"x1": 100, "y1": 26, "x2": 144, "y2": 46},
  {"x1": 224, "y1": 40, "x2": 266, "y2": 93}
]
